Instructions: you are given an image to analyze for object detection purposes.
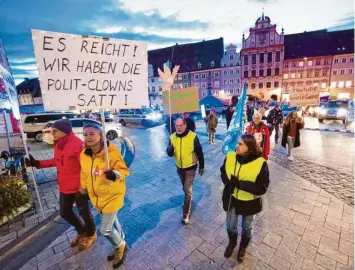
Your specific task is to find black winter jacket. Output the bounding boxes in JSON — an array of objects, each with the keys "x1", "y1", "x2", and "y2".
[{"x1": 267, "y1": 109, "x2": 283, "y2": 125}]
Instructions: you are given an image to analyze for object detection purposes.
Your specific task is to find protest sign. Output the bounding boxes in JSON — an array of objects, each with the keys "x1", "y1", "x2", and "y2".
[
  {"x1": 32, "y1": 30, "x2": 148, "y2": 110},
  {"x1": 347, "y1": 99, "x2": 355, "y2": 122},
  {"x1": 162, "y1": 86, "x2": 199, "y2": 114},
  {"x1": 289, "y1": 86, "x2": 320, "y2": 106},
  {"x1": 0, "y1": 65, "x2": 21, "y2": 119}
]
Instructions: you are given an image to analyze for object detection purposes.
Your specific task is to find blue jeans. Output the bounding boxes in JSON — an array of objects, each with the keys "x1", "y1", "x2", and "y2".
[
  {"x1": 226, "y1": 207, "x2": 255, "y2": 238},
  {"x1": 100, "y1": 212, "x2": 125, "y2": 248}
]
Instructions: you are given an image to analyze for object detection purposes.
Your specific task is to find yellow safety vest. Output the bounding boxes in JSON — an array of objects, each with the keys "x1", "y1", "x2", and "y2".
[
  {"x1": 225, "y1": 151, "x2": 265, "y2": 201},
  {"x1": 170, "y1": 132, "x2": 197, "y2": 169}
]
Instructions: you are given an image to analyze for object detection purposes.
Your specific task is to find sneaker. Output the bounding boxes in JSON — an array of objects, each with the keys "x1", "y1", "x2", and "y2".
[
  {"x1": 70, "y1": 234, "x2": 84, "y2": 247},
  {"x1": 181, "y1": 214, "x2": 190, "y2": 225},
  {"x1": 78, "y1": 233, "x2": 97, "y2": 251},
  {"x1": 113, "y1": 241, "x2": 127, "y2": 268},
  {"x1": 288, "y1": 156, "x2": 294, "y2": 161},
  {"x1": 107, "y1": 250, "x2": 115, "y2": 261}
]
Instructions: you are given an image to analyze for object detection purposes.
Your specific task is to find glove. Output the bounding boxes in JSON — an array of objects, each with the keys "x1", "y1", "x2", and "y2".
[
  {"x1": 25, "y1": 155, "x2": 39, "y2": 168},
  {"x1": 167, "y1": 144, "x2": 174, "y2": 155},
  {"x1": 104, "y1": 170, "x2": 120, "y2": 181},
  {"x1": 199, "y1": 168, "x2": 205, "y2": 176},
  {"x1": 230, "y1": 175, "x2": 241, "y2": 189}
]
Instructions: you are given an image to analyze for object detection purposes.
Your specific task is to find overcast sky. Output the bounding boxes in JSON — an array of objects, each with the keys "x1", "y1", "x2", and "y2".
[{"x1": 0, "y1": 0, "x2": 353, "y2": 85}]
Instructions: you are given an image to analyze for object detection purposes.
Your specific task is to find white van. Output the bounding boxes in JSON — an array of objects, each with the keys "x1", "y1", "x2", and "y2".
[{"x1": 23, "y1": 112, "x2": 81, "y2": 141}]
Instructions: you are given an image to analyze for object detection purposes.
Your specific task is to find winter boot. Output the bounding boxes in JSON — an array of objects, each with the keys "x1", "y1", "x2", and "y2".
[
  {"x1": 224, "y1": 232, "x2": 238, "y2": 258},
  {"x1": 237, "y1": 236, "x2": 251, "y2": 262},
  {"x1": 113, "y1": 241, "x2": 127, "y2": 268}
]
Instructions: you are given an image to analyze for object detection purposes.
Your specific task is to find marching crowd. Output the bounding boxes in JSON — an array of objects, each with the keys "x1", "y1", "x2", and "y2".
[{"x1": 24, "y1": 96, "x2": 304, "y2": 268}]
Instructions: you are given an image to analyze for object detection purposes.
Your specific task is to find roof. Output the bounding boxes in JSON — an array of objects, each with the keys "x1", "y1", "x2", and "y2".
[
  {"x1": 199, "y1": 95, "x2": 228, "y2": 108},
  {"x1": 284, "y1": 29, "x2": 354, "y2": 59},
  {"x1": 148, "y1": 38, "x2": 224, "y2": 76},
  {"x1": 16, "y1": 78, "x2": 42, "y2": 98}
]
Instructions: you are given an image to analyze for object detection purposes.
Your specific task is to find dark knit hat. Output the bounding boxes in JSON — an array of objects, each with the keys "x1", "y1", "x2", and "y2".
[{"x1": 52, "y1": 119, "x2": 72, "y2": 134}]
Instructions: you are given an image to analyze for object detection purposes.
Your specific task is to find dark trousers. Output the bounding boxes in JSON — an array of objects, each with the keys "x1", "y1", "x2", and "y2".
[
  {"x1": 269, "y1": 124, "x2": 280, "y2": 142},
  {"x1": 59, "y1": 192, "x2": 96, "y2": 236},
  {"x1": 177, "y1": 168, "x2": 196, "y2": 215}
]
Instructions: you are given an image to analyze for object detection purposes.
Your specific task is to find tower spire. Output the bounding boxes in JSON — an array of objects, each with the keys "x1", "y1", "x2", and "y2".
[{"x1": 261, "y1": 7, "x2": 265, "y2": 20}]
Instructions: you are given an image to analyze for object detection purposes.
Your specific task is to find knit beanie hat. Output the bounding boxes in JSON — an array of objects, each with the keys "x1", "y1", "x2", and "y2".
[{"x1": 52, "y1": 119, "x2": 72, "y2": 134}]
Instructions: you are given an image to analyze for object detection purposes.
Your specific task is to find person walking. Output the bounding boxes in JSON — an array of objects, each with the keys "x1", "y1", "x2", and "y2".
[
  {"x1": 25, "y1": 119, "x2": 96, "y2": 251},
  {"x1": 267, "y1": 104, "x2": 283, "y2": 144},
  {"x1": 167, "y1": 118, "x2": 205, "y2": 225},
  {"x1": 220, "y1": 134, "x2": 270, "y2": 262},
  {"x1": 246, "y1": 113, "x2": 270, "y2": 160},
  {"x1": 80, "y1": 124, "x2": 130, "y2": 268},
  {"x1": 225, "y1": 95, "x2": 238, "y2": 129},
  {"x1": 207, "y1": 108, "x2": 218, "y2": 144},
  {"x1": 281, "y1": 111, "x2": 304, "y2": 161},
  {"x1": 183, "y1": 112, "x2": 196, "y2": 132}
]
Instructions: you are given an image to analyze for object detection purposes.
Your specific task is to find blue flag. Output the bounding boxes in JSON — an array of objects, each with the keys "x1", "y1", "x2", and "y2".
[{"x1": 222, "y1": 83, "x2": 247, "y2": 155}]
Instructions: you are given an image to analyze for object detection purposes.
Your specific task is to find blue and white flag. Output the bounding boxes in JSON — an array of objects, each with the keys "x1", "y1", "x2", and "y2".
[{"x1": 222, "y1": 83, "x2": 247, "y2": 155}]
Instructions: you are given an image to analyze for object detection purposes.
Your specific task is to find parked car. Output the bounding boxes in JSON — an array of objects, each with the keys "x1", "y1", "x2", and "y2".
[
  {"x1": 23, "y1": 112, "x2": 81, "y2": 142},
  {"x1": 91, "y1": 111, "x2": 114, "y2": 122},
  {"x1": 118, "y1": 108, "x2": 162, "y2": 127},
  {"x1": 42, "y1": 118, "x2": 122, "y2": 145},
  {"x1": 318, "y1": 100, "x2": 348, "y2": 123}
]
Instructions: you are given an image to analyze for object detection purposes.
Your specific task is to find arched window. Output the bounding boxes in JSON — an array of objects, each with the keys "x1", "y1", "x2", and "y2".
[
  {"x1": 211, "y1": 61, "x2": 215, "y2": 68},
  {"x1": 197, "y1": 62, "x2": 202, "y2": 69}
]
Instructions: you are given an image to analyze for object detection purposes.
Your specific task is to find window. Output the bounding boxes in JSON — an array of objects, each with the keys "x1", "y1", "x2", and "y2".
[
  {"x1": 201, "y1": 82, "x2": 206, "y2": 88},
  {"x1": 338, "y1": 81, "x2": 344, "y2": 88},
  {"x1": 340, "y1": 69, "x2": 345, "y2": 75},
  {"x1": 230, "y1": 70, "x2": 234, "y2": 75},
  {"x1": 348, "y1": 69, "x2": 353, "y2": 74},
  {"x1": 152, "y1": 86, "x2": 156, "y2": 92},
  {"x1": 291, "y1": 73, "x2": 295, "y2": 78},
  {"x1": 267, "y1": 68, "x2": 272, "y2": 76},
  {"x1": 224, "y1": 80, "x2": 227, "y2": 85},
  {"x1": 211, "y1": 61, "x2": 215, "y2": 67},
  {"x1": 275, "y1": 51, "x2": 281, "y2": 62},
  {"x1": 275, "y1": 68, "x2": 280, "y2": 76},
  {"x1": 201, "y1": 73, "x2": 206, "y2": 79},
  {"x1": 307, "y1": 71, "x2": 312, "y2": 77},
  {"x1": 308, "y1": 61, "x2": 313, "y2": 66},
  {"x1": 229, "y1": 89, "x2": 234, "y2": 94},
  {"x1": 152, "y1": 96, "x2": 156, "y2": 100},
  {"x1": 299, "y1": 61, "x2": 304, "y2": 67},
  {"x1": 315, "y1": 70, "x2": 320, "y2": 77},
  {"x1": 230, "y1": 55, "x2": 234, "y2": 60},
  {"x1": 178, "y1": 74, "x2": 182, "y2": 80},
  {"x1": 258, "y1": 82, "x2": 263, "y2": 88},
  {"x1": 346, "y1": 81, "x2": 352, "y2": 87},
  {"x1": 324, "y1": 59, "x2": 329, "y2": 65},
  {"x1": 267, "y1": 52, "x2": 272, "y2": 63},
  {"x1": 194, "y1": 74, "x2": 200, "y2": 80},
  {"x1": 251, "y1": 83, "x2": 256, "y2": 89},
  {"x1": 243, "y1": 55, "x2": 249, "y2": 65},
  {"x1": 236, "y1": 69, "x2": 239, "y2": 74},
  {"x1": 215, "y1": 90, "x2": 219, "y2": 96},
  {"x1": 183, "y1": 74, "x2": 188, "y2": 80},
  {"x1": 350, "y1": 57, "x2": 354, "y2": 63},
  {"x1": 331, "y1": 82, "x2": 336, "y2": 88},
  {"x1": 284, "y1": 74, "x2": 289, "y2": 79},
  {"x1": 341, "y1": 58, "x2": 347, "y2": 63},
  {"x1": 316, "y1": 60, "x2": 321, "y2": 65},
  {"x1": 214, "y1": 81, "x2": 220, "y2": 87},
  {"x1": 334, "y1": 58, "x2": 339, "y2": 64},
  {"x1": 197, "y1": 62, "x2": 202, "y2": 69},
  {"x1": 322, "y1": 71, "x2": 327, "y2": 77},
  {"x1": 183, "y1": 83, "x2": 188, "y2": 88},
  {"x1": 214, "y1": 72, "x2": 219, "y2": 78},
  {"x1": 159, "y1": 86, "x2": 162, "y2": 91},
  {"x1": 259, "y1": 53, "x2": 264, "y2": 63},
  {"x1": 230, "y1": 63, "x2": 233, "y2": 67},
  {"x1": 259, "y1": 69, "x2": 264, "y2": 77},
  {"x1": 194, "y1": 82, "x2": 199, "y2": 87},
  {"x1": 292, "y1": 62, "x2": 296, "y2": 67},
  {"x1": 252, "y1": 54, "x2": 256, "y2": 64},
  {"x1": 251, "y1": 70, "x2": 256, "y2": 77},
  {"x1": 297, "y1": 72, "x2": 303, "y2": 78},
  {"x1": 237, "y1": 79, "x2": 240, "y2": 83},
  {"x1": 266, "y1": 82, "x2": 271, "y2": 88},
  {"x1": 332, "y1": 70, "x2": 338, "y2": 75},
  {"x1": 202, "y1": 91, "x2": 206, "y2": 97},
  {"x1": 274, "y1": 81, "x2": 279, "y2": 88},
  {"x1": 244, "y1": 70, "x2": 248, "y2": 78},
  {"x1": 148, "y1": 87, "x2": 150, "y2": 92},
  {"x1": 229, "y1": 79, "x2": 234, "y2": 84},
  {"x1": 284, "y1": 62, "x2": 289, "y2": 68},
  {"x1": 321, "y1": 83, "x2": 326, "y2": 89},
  {"x1": 151, "y1": 78, "x2": 155, "y2": 83}
]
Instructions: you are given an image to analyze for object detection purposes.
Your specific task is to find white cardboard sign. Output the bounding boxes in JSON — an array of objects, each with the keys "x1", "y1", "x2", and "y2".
[{"x1": 32, "y1": 30, "x2": 148, "y2": 110}]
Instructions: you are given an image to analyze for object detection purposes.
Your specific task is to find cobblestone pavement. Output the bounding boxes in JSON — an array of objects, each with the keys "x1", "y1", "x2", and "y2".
[{"x1": 12, "y1": 126, "x2": 354, "y2": 270}]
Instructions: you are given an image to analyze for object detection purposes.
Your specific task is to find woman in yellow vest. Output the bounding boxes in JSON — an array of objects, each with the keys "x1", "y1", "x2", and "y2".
[
  {"x1": 220, "y1": 134, "x2": 270, "y2": 262},
  {"x1": 79, "y1": 124, "x2": 130, "y2": 269}
]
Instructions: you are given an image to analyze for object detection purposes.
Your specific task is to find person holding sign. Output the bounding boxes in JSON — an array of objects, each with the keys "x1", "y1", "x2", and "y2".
[
  {"x1": 80, "y1": 124, "x2": 130, "y2": 268},
  {"x1": 246, "y1": 113, "x2": 270, "y2": 160},
  {"x1": 220, "y1": 134, "x2": 270, "y2": 261},
  {"x1": 25, "y1": 119, "x2": 96, "y2": 251},
  {"x1": 167, "y1": 118, "x2": 205, "y2": 225},
  {"x1": 281, "y1": 111, "x2": 304, "y2": 161}
]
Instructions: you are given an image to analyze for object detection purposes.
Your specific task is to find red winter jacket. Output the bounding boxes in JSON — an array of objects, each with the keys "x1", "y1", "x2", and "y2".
[
  {"x1": 246, "y1": 122, "x2": 270, "y2": 160},
  {"x1": 38, "y1": 132, "x2": 83, "y2": 194}
]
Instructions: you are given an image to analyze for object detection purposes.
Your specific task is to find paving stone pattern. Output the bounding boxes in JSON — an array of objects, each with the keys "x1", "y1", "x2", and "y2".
[{"x1": 17, "y1": 127, "x2": 354, "y2": 270}]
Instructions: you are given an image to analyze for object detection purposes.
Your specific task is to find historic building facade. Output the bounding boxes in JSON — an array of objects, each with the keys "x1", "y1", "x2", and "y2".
[
  {"x1": 330, "y1": 54, "x2": 354, "y2": 99},
  {"x1": 240, "y1": 13, "x2": 284, "y2": 100},
  {"x1": 148, "y1": 64, "x2": 164, "y2": 107},
  {"x1": 190, "y1": 66, "x2": 222, "y2": 99},
  {"x1": 221, "y1": 44, "x2": 242, "y2": 97}
]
